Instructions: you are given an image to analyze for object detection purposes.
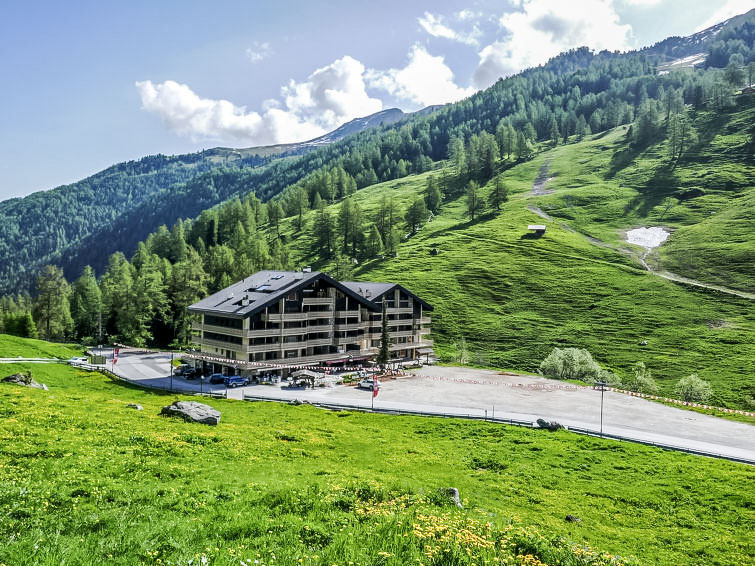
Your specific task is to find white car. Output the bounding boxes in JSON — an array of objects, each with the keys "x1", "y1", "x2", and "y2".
[
  {"x1": 68, "y1": 357, "x2": 89, "y2": 365},
  {"x1": 357, "y1": 377, "x2": 379, "y2": 390}
]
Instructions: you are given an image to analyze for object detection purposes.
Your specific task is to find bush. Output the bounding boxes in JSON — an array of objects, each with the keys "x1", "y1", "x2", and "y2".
[
  {"x1": 594, "y1": 369, "x2": 622, "y2": 388},
  {"x1": 626, "y1": 362, "x2": 658, "y2": 394},
  {"x1": 539, "y1": 348, "x2": 600, "y2": 381},
  {"x1": 674, "y1": 374, "x2": 712, "y2": 403}
]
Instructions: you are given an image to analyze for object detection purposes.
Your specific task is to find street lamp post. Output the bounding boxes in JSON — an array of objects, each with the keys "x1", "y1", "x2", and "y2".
[
  {"x1": 170, "y1": 352, "x2": 174, "y2": 392},
  {"x1": 595, "y1": 381, "x2": 607, "y2": 438}
]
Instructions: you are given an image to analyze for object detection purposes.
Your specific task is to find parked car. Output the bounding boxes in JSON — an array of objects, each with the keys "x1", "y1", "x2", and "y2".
[
  {"x1": 68, "y1": 357, "x2": 89, "y2": 365},
  {"x1": 208, "y1": 373, "x2": 226, "y2": 384},
  {"x1": 224, "y1": 375, "x2": 249, "y2": 388},
  {"x1": 184, "y1": 368, "x2": 200, "y2": 380},
  {"x1": 174, "y1": 364, "x2": 191, "y2": 375},
  {"x1": 357, "y1": 377, "x2": 379, "y2": 390}
]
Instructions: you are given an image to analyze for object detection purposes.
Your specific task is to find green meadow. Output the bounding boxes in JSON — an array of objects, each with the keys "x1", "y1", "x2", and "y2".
[
  {"x1": 278, "y1": 104, "x2": 755, "y2": 410},
  {"x1": 0, "y1": 361, "x2": 753, "y2": 566}
]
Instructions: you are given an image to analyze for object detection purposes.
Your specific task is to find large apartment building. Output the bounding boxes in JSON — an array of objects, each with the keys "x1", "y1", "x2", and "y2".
[{"x1": 188, "y1": 270, "x2": 432, "y2": 374}]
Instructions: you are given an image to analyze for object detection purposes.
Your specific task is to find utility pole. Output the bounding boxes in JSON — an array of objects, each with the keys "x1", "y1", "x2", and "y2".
[{"x1": 595, "y1": 381, "x2": 607, "y2": 438}]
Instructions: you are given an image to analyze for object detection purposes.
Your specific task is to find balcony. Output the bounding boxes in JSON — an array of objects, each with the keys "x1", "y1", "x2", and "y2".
[
  {"x1": 302, "y1": 296, "x2": 334, "y2": 306},
  {"x1": 245, "y1": 342, "x2": 283, "y2": 354},
  {"x1": 307, "y1": 337, "x2": 332, "y2": 347},
  {"x1": 193, "y1": 322, "x2": 244, "y2": 338},
  {"x1": 386, "y1": 307, "x2": 414, "y2": 315},
  {"x1": 391, "y1": 330, "x2": 414, "y2": 338},
  {"x1": 334, "y1": 309, "x2": 360, "y2": 318},
  {"x1": 334, "y1": 322, "x2": 363, "y2": 332},
  {"x1": 200, "y1": 337, "x2": 244, "y2": 351},
  {"x1": 336, "y1": 336, "x2": 361, "y2": 346},
  {"x1": 307, "y1": 311, "x2": 334, "y2": 320},
  {"x1": 416, "y1": 316, "x2": 431, "y2": 325},
  {"x1": 264, "y1": 312, "x2": 308, "y2": 323}
]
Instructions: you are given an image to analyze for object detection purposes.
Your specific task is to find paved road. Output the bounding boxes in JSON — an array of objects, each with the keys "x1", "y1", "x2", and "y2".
[{"x1": 105, "y1": 350, "x2": 755, "y2": 463}]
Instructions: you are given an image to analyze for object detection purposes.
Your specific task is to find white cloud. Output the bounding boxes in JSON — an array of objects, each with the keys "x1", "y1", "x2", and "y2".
[
  {"x1": 136, "y1": 56, "x2": 382, "y2": 146},
  {"x1": 245, "y1": 41, "x2": 273, "y2": 63},
  {"x1": 696, "y1": 0, "x2": 752, "y2": 31},
  {"x1": 418, "y1": 11, "x2": 482, "y2": 46},
  {"x1": 473, "y1": 0, "x2": 632, "y2": 88},
  {"x1": 367, "y1": 44, "x2": 475, "y2": 108},
  {"x1": 620, "y1": 0, "x2": 662, "y2": 6}
]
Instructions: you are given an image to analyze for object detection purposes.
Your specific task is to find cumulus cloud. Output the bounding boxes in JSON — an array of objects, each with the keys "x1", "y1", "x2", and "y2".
[
  {"x1": 418, "y1": 11, "x2": 482, "y2": 46},
  {"x1": 367, "y1": 44, "x2": 475, "y2": 108},
  {"x1": 245, "y1": 41, "x2": 273, "y2": 63},
  {"x1": 136, "y1": 56, "x2": 382, "y2": 146},
  {"x1": 473, "y1": 0, "x2": 632, "y2": 88},
  {"x1": 695, "y1": 0, "x2": 752, "y2": 31}
]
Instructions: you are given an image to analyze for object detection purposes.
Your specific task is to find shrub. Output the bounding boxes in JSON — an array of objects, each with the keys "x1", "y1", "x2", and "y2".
[
  {"x1": 674, "y1": 374, "x2": 712, "y2": 403},
  {"x1": 595, "y1": 369, "x2": 622, "y2": 388},
  {"x1": 626, "y1": 362, "x2": 659, "y2": 394},
  {"x1": 539, "y1": 347, "x2": 600, "y2": 381}
]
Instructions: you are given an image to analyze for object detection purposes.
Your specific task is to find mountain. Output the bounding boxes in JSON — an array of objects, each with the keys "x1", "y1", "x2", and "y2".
[
  {"x1": 0, "y1": 106, "x2": 429, "y2": 295},
  {"x1": 0, "y1": 10, "x2": 752, "y2": 301}
]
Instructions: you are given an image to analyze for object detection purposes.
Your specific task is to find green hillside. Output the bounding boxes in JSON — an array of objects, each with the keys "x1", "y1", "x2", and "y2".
[
  {"x1": 0, "y1": 333, "x2": 83, "y2": 359},
  {"x1": 0, "y1": 362, "x2": 752, "y2": 565},
  {"x1": 276, "y1": 104, "x2": 755, "y2": 410}
]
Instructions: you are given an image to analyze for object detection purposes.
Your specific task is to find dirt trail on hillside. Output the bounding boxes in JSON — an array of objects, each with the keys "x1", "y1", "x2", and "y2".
[{"x1": 526, "y1": 162, "x2": 754, "y2": 300}]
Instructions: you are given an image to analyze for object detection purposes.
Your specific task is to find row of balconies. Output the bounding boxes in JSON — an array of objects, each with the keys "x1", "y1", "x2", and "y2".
[
  {"x1": 195, "y1": 316, "x2": 431, "y2": 338},
  {"x1": 199, "y1": 334, "x2": 432, "y2": 355}
]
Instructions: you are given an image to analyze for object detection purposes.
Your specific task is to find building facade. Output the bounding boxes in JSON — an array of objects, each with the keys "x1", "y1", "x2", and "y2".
[{"x1": 188, "y1": 270, "x2": 432, "y2": 374}]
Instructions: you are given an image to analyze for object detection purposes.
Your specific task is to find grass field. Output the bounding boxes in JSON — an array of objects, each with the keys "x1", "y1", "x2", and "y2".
[
  {"x1": 0, "y1": 333, "x2": 83, "y2": 359},
  {"x1": 274, "y1": 104, "x2": 755, "y2": 410},
  {"x1": 0, "y1": 362, "x2": 753, "y2": 565}
]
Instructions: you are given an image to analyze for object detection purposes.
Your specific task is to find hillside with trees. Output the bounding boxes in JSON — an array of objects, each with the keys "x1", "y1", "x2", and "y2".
[{"x1": 2, "y1": 10, "x2": 752, "y2": 296}]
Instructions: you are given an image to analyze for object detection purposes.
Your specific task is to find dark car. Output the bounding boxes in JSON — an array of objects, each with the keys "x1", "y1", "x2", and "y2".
[
  {"x1": 184, "y1": 368, "x2": 200, "y2": 380},
  {"x1": 224, "y1": 375, "x2": 249, "y2": 388},
  {"x1": 208, "y1": 373, "x2": 226, "y2": 384}
]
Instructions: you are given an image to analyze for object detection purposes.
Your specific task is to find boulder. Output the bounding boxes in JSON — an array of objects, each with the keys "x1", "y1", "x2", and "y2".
[
  {"x1": 2, "y1": 372, "x2": 47, "y2": 390},
  {"x1": 536, "y1": 418, "x2": 563, "y2": 431},
  {"x1": 160, "y1": 401, "x2": 220, "y2": 425},
  {"x1": 565, "y1": 514, "x2": 582, "y2": 523},
  {"x1": 126, "y1": 403, "x2": 143, "y2": 411},
  {"x1": 438, "y1": 487, "x2": 463, "y2": 508}
]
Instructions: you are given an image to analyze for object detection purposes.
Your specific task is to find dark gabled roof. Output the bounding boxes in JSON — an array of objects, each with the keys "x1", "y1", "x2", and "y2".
[
  {"x1": 341, "y1": 281, "x2": 434, "y2": 311},
  {"x1": 188, "y1": 270, "x2": 382, "y2": 318}
]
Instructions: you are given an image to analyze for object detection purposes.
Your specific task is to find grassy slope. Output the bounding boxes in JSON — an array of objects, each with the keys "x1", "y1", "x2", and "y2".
[
  {"x1": 0, "y1": 333, "x2": 83, "y2": 359},
  {"x1": 278, "y1": 107, "x2": 754, "y2": 410},
  {"x1": 0, "y1": 364, "x2": 752, "y2": 565}
]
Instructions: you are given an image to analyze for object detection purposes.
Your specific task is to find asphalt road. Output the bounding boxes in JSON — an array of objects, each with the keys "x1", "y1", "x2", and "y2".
[{"x1": 106, "y1": 350, "x2": 755, "y2": 463}]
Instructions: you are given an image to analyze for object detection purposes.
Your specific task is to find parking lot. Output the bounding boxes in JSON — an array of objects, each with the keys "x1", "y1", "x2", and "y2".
[{"x1": 109, "y1": 350, "x2": 755, "y2": 462}]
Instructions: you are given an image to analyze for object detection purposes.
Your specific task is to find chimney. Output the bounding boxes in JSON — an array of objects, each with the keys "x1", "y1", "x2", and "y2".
[
  {"x1": 303, "y1": 266, "x2": 312, "y2": 273},
  {"x1": 294, "y1": 271, "x2": 303, "y2": 280}
]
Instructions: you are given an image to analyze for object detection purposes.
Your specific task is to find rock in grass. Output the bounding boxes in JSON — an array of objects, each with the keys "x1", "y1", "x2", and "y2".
[
  {"x1": 438, "y1": 487, "x2": 463, "y2": 508},
  {"x1": 536, "y1": 418, "x2": 563, "y2": 431},
  {"x1": 160, "y1": 401, "x2": 220, "y2": 425},
  {"x1": 565, "y1": 514, "x2": 582, "y2": 523},
  {"x1": 2, "y1": 372, "x2": 48, "y2": 390},
  {"x1": 126, "y1": 403, "x2": 143, "y2": 411}
]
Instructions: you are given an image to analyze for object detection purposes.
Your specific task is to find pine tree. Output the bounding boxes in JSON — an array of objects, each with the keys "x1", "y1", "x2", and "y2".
[
  {"x1": 405, "y1": 198, "x2": 429, "y2": 235},
  {"x1": 466, "y1": 181, "x2": 483, "y2": 221},
  {"x1": 33, "y1": 265, "x2": 73, "y2": 340},
  {"x1": 70, "y1": 265, "x2": 102, "y2": 341},
  {"x1": 376, "y1": 299, "x2": 390, "y2": 368},
  {"x1": 488, "y1": 176, "x2": 509, "y2": 212},
  {"x1": 424, "y1": 175, "x2": 442, "y2": 213}
]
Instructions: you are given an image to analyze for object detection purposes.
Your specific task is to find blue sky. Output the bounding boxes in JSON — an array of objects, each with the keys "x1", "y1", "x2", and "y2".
[{"x1": 0, "y1": 0, "x2": 749, "y2": 201}]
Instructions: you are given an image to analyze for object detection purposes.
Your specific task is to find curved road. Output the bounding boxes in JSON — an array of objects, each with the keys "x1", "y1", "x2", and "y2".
[{"x1": 108, "y1": 350, "x2": 755, "y2": 464}]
